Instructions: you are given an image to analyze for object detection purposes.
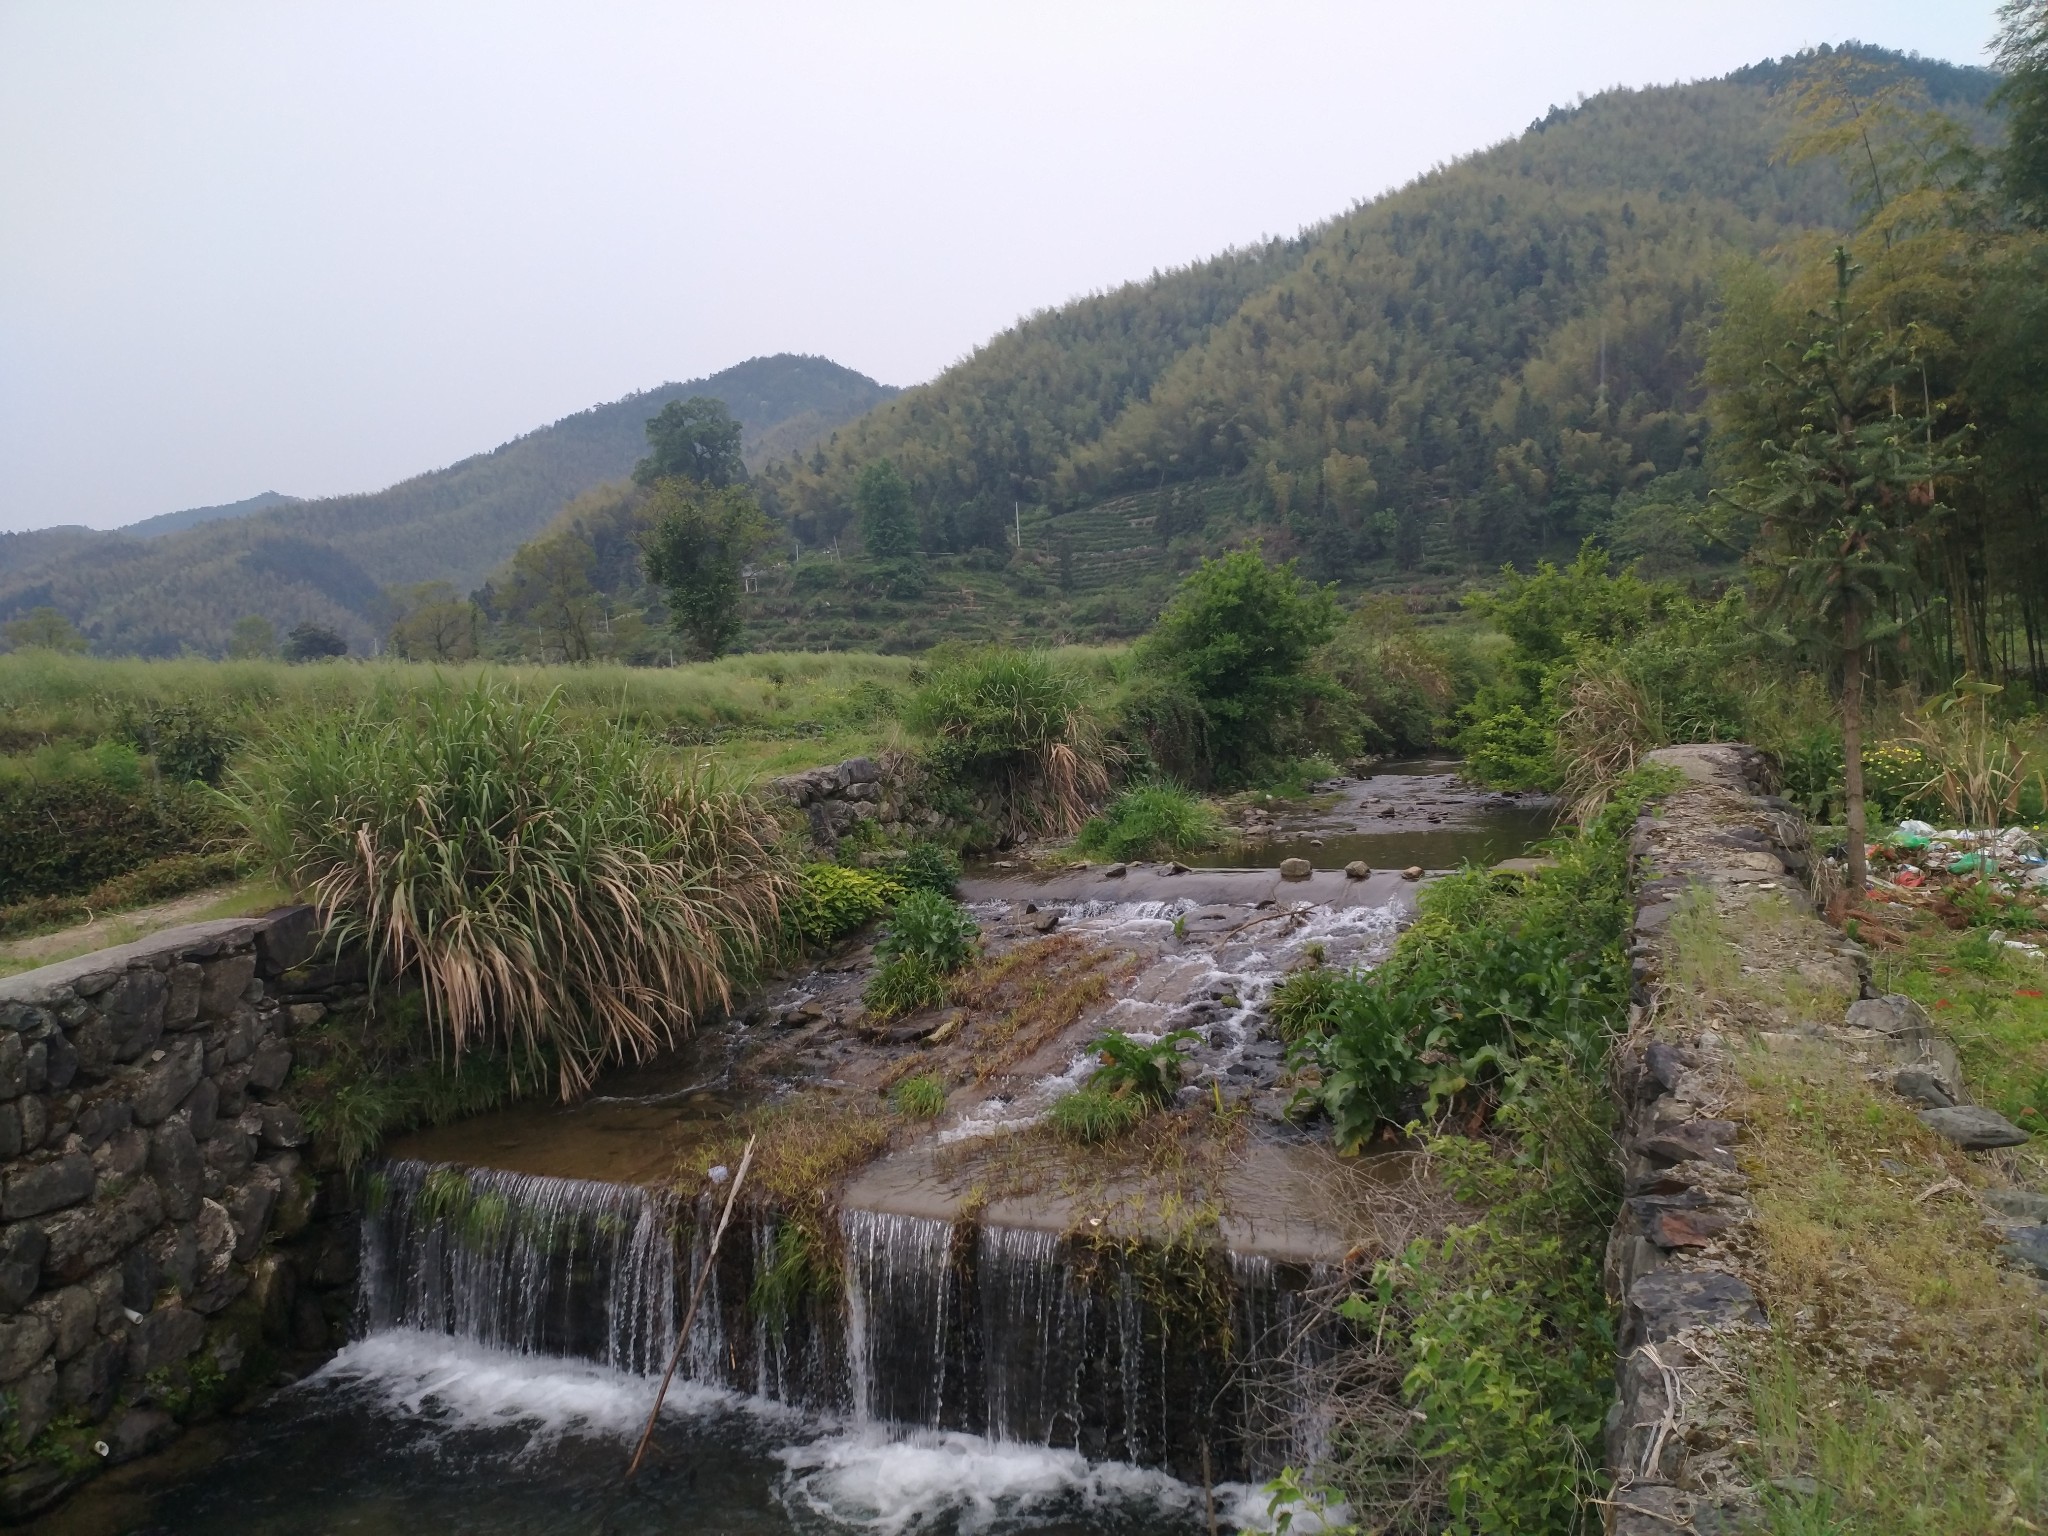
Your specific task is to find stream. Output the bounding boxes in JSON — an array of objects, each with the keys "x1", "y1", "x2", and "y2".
[{"x1": 44, "y1": 761, "x2": 1541, "y2": 1535}]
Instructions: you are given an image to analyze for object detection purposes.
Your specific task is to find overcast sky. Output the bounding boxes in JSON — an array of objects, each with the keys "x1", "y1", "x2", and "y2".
[{"x1": 0, "y1": 1, "x2": 2005, "y2": 532}]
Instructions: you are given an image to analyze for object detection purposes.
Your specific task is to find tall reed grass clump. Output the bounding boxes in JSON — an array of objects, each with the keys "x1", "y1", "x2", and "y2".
[
  {"x1": 236, "y1": 681, "x2": 793, "y2": 1098},
  {"x1": 902, "y1": 648, "x2": 1109, "y2": 839}
]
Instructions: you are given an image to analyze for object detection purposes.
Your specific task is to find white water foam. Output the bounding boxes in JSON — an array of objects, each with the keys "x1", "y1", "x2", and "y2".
[
  {"x1": 776, "y1": 1428, "x2": 1203, "y2": 1534},
  {"x1": 942, "y1": 894, "x2": 1403, "y2": 1144},
  {"x1": 313, "y1": 1333, "x2": 1244, "y2": 1531},
  {"x1": 310, "y1": 1330, "x2": 779, "y2": 1446}
]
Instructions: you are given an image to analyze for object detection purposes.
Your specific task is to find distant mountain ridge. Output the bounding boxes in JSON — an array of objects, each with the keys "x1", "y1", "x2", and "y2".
[
  {"x1": 0, "y1": 354, "x2": 896, "y2": 656},
  {"x1": 121, "y1": 491, "x2": 304, "y2": 540}
]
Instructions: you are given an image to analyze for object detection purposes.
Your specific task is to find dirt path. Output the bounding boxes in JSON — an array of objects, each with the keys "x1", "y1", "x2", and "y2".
[{"x1": 0, "y1": 880, "x2": 278, "y2": 975}]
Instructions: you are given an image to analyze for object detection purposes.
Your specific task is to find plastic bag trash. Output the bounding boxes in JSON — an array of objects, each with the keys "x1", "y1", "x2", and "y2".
[
  {"x1": 1890, "y1": 822, "x2": 1934, "y2": 849},
  {"x1": 1948, "y1": 853, "x2": 2000, "y2": 876},
  {"x1": 707, "y1": 1165, "x2": 730, "y2": 1185},
  {"x1": 1894, "y1": 868, "x2": 1926, "y2": 888},
  {"x1": 2027, "y1": 865, "x2": 2048, "y2": 889}
]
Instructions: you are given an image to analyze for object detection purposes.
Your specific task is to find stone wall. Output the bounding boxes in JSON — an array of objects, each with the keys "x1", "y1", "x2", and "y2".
[
  {"x1": 775, "y1": 754, "x2": 951, "y2": 851},
  {"x1": 0, "y1": 906, "x2": 358, "y2": 1522}
]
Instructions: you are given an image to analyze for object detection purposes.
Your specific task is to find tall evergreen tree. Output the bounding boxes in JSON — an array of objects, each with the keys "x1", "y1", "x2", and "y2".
[{"x1": 1720, "y1": 251, "x2": 1972, "y2": 892}]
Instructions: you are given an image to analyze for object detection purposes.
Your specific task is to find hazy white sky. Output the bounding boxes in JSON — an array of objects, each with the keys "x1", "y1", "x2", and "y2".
[{"x1": 0, "y1": 1, "x2": 2004, "y2": 531}]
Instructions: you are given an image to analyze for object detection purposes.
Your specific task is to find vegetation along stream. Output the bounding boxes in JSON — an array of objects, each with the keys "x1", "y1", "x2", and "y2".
[{"x1": 10, "y1": 29, "x2": 2048, "y2": 1535}]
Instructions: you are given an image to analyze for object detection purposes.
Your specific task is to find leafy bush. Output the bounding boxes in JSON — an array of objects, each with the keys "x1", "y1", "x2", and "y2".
[
  {"x1": 0, "y1": 743, "x2": 231, "y2": 904},
  {"x1": 889, "y1": 1073, "x2": 947, "y2": 1118},
  {"x1": 1129, "y1": 550, "x2": 1343, "y2": 787},
  {"x1": 1456, "y1": 703, "x2": 1557, "y2": 790},
  {"x1": 113, "y1": 699, "x2": 239, "y2": 786},
  {"x1": 783, "y1": 863, "x2": 903, "y2": 948},
  {"x1": 892, "y1": 840, "x2": 961, "y2": 897},
  {"x1": 1291, "y1": 772, "x2": 1658, "y2": 1148},
  {"x1": 1074, "y1": 781, "x2": 1220, "y2": 861},
  {"x1": 863, "y1": 888, "x2": 979, "y2": 1019},
  {"x1": 1300, "y1": 775, "x2": 1667, "y2": 1533},
  {"x1": 238, "y1": 680, "x2": 791, "y2": 1098},
  {"x1": 1087, "y1": 1027, "x2": 1198, "y2": 1103},
  {"x1": 1312, "y1": 599, "x2": 1457, "y2": 756},
  {"x1": 874, "y1": 888, "x2": 979, "y2": 972},
  {"x1": 903, "y1": 648, "x2": 1108, "y2": 839}
]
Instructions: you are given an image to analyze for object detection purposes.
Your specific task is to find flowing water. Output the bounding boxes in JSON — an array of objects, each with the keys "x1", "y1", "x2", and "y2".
[
  {"x1": 54, "y1": 1166, "x2": 1334, "y2": 1535},
  {"x1": 48, "y1": 762, "x2": 1546, "y2": 1534}
]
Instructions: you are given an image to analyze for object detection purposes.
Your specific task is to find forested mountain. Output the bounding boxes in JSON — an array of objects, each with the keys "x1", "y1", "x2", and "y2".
[
  {"x1": 0, "y1": 355, "x2": 895, "y2": 656},
  {"x1": 121, "y1": 490, "x2": 303, "y2": 539},
  {"x1": 757, "y1": 46, "x2": 1995, "y2": 600}
]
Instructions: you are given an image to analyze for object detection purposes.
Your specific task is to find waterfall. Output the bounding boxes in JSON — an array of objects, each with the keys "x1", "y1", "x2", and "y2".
[
  {"x1": 361, "y1": 1161, "x2": 1339, "y2": 1482},
  {"x1": 361, "y1": 1161, "x2": 677, "y2": 1375}
]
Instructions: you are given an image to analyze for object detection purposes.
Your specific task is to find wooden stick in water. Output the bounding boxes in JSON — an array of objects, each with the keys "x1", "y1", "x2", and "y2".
[{"x1": 625, "y1": 1134, "x2": 756, "y2": 1481}]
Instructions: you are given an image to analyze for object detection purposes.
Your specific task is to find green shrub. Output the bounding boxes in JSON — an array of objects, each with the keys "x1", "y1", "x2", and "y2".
[
  {"x1": 237, "y1": 680, "x2": 791, "y2": 1099},
  {"x1": 1129, "y1": 549, "x2": 1343, "y2": 788},
  {"x1": 1292, "y1": 772, "x2": 1659, "y2": 1149},
  {"x1": 1455, "y1": 702, "x2": 1558, "y2": 790},
  {"x1": 863, "y1": 888, "x2": 979, "y2": 1019},
  {"x1": 863, "y1": 953, "x2": 948, "y2": 1017},
  {"x1": 1048, "y1": 1084, "x2": 1149, "y2": 1143},
  {"x1": 892, "y1": 840, "x2": 961, "y2": 897},
  {"x1": 1268, "y1": 964, "x2": 1360, "y2": 1043},
  {"x1": 873, "y1": 887, "x2": 979, "y2": 973},
  {"x1": 0, "y1": 850, "x2": 252, "y2": 938},
  {"x1": 1303, "y1": 774, "x2": 1668, "y2": 1533},
  {"x1": 1085, "y1": 1027, "x2": 1198, "y2": 1104},
  {"x1": 113, "y1": 699, "x2": 239, "y2": 786},
  {"x1": 0, "y1": 746, "x2": 231, "y2": 905},
  {"x1": 903, "y1": 648, "x2": 1108, "y2": 839},
  {"x1": 889, "y1": 1073, "x2": 947, "y2": 1118},
  {"x1": 783, "y1": 863, "x2": 903, "y2": 948},
  {"x1": 1074, "y1": 781, "x2": 1220, "y2": 861}
]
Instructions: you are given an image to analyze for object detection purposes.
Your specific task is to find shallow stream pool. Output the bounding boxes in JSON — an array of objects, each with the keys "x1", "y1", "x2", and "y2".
[{"x1": 46, "y1": 1334, "x2": 1247, "y2": 1535}]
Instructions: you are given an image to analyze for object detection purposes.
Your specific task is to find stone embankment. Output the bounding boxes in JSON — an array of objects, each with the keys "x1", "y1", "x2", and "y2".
[
  {"x1": 774, "y1": 754, "x2": 951, "y2": 850},
  {"x1": 0, "y1": 907, "x2": 357, "y2": 1521},
  {"x1": 1604, "y1": 744, "x2": 2041, "y2": 1533}
]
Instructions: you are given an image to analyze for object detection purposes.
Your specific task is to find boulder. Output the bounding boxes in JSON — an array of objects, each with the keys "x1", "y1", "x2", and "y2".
[
  {"x1": 0, "y1": 1224, "x2": 47, "y2": 1312},
  {"x1": 126, "y1": 1304, "x2": 205, "y2": 1377},
  {"x1": 130, "y1": 1037, "x2": 206, "y2": 1125},
  {"x1": 1846, "y1": 994, "x2": 1934, "y2": 1041},
  {"x1": 198, "y1": 953, "x2": 258, "y2": 1018},
  {"x1": 1, "y1": 1154, "x2": 96, "y2": 1221},
  {"x1": 1102, "y1": 863, "x2": 1127, "y2": 879},
  {"x1": 1278, "y1": 858, "x2": 1312, "y2": 881},
  {"x1": 1343, "y1": 861, "x2": 1371, "y2": 880},
  {"x1": 2001, "y1": 1225, "x2": 2048, "y2": 1280},
  {"x1": 108, "y1": 1407, "x2": 176, "y2": 1465},
  {"x1": 1627, "y1": 1267, "x2": 1763, "y2": 1343},
  {"x1": 40, "y1": 1181, "x2": 164, "y2": 1285},
  {"x1": 149, "y1": 1120, "x2": 206, "y2": 1221},
  {"x1": 27, "y1": 1285, "x2": 95, "y2": 1361},
  {"x1": 1918, "y1": 1104, "x2": 2030, "y2": 1149},
  {"x1": 1401, "y1": 866, "x2": 1425, "y2": 881},
  {"x1": 1986, "y1": 1188, "x2": 2048, "y2": 1223},
  {"x1": 1890, "y1": 1068, "x2": 1955, "y2": 1109},
  {"x1": 0, "y1": 1312, "x2": 52, "y2": 1381}
]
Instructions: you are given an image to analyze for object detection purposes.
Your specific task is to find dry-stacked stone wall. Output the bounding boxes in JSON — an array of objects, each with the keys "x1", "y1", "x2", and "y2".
[
  {"x1": 0, "y1": 906, "x2": 358, "y2": 1522},
  {"x1": 774, "y1": 754, "x2": 954, "y2": 851},
  {"x1": 1603, "y1": 744, "x2": 1863, "y2": 1534}
]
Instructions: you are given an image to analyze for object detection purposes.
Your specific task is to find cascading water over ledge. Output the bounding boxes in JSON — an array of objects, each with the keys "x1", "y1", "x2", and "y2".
[
  {"x1": 360, "y1": 1160, "x2": 1342, "y2": 1484},
  {"x1": 361, "y1": 1161, "x2": 680, "y2": 1375}
]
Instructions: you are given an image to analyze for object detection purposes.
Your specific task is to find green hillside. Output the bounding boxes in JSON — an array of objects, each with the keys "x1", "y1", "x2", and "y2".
[
  {"x1": 742, "y1": 45, "x2": 1995, "y2": 639},
  {"x1": 122, "y1": 490, "x2": 304, "y2": 540},
  {"x1": 0, "y1": 354, "x2": 895, "y2": 657}
]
